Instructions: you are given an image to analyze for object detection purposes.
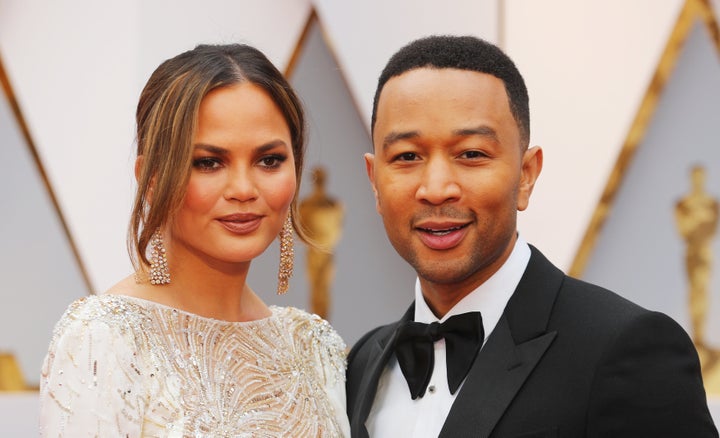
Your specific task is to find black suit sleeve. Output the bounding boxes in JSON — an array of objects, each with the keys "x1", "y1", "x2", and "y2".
[
  {"x1": 346, "y1": 326, "x2": 385, "y2": 416},
  {"x1": 586, "y1": 311, "x2": 718, "y2": 437}
]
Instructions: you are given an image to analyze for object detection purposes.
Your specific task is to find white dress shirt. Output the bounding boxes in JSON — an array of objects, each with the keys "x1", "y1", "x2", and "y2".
[{"x1": 366, "y1": 237, "x2": 531, "y2": 438}]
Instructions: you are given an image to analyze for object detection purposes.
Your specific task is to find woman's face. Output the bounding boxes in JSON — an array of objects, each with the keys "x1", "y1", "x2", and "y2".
[{"x1": 170, "y1": 82, "x2": 296, "y2": 269}]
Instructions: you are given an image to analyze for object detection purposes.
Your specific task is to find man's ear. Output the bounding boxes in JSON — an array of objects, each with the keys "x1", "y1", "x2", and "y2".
[
  {"x1": 517, "y1": 146, "x2": 543, "y2": 212},
  {"x1": 364, "y1": 153, "x2": 380, "y2": 213}
]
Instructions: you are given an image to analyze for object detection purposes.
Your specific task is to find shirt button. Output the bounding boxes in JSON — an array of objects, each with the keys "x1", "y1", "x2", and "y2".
[{"x1": 428, "y1": 385, "x2": 436, "y2": 394}]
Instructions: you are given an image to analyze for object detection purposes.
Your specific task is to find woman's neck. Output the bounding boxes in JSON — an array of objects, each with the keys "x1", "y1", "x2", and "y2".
[{"x1": 114, "y1": 250, "x2": 271, "y2": 322}]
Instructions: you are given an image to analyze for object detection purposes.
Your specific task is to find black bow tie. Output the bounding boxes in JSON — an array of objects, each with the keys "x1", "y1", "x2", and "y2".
[{"x1": 393, "y1": 312, "x2": 484, "y2": 400}]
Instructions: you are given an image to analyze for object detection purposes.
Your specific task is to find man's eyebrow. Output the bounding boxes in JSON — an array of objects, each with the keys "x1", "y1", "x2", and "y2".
[
  {"x1": 382, "y1": 130, "x2": 419, "y2": 150},
  {"x1": 452, "y1": 125, "x2": 498, "y2": 140},
  {"x1": 381, "y1": 126, "x2": 499, "y2": 150}
]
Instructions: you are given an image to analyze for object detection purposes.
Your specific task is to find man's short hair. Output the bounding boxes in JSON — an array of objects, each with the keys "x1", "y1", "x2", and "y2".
[{"x1": 371, "y1": 35, "x2": 530, "y2": 147}]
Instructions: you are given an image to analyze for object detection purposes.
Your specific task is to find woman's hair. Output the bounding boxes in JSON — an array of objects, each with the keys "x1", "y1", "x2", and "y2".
[{"x1": 129, "y1": 43, "x2": 307, "y2": 271}]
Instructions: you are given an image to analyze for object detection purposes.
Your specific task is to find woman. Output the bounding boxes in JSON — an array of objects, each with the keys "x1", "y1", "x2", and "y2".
[{"x1": 40, "y1": 44, "x2": 350, "y2": 437}]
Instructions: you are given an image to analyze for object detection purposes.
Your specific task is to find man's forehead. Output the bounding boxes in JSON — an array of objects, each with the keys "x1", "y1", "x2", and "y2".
[
  {"x1": 375, "y1": 70, "x2": 508, "y2": 120},
  {"x1": 380, "y1": 67, "x2": 501, "y2": 93}
]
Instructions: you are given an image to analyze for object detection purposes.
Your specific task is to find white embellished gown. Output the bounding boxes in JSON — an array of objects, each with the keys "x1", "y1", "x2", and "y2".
[{"x1": 39, "y1": 294, "x2": 350, "y2": 437}]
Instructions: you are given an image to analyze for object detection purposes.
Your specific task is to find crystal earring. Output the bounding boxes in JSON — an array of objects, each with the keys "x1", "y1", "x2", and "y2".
[
  {"x1": 149, "y1": 229, "x2": 170, "y2": 285},
  {"x1": 277, "y1": 214, "x2": 294, "y2": 295}
]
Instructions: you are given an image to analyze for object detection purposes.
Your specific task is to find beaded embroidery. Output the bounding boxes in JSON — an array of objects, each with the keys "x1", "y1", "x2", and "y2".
[{"x1": 40, "y1": 295, "x2": 348, "y2": 437}]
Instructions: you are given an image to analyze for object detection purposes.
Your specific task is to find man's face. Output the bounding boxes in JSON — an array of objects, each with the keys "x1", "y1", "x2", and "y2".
[{"x1": 366, "y1": 68, "x2": 542, "y2": 294}]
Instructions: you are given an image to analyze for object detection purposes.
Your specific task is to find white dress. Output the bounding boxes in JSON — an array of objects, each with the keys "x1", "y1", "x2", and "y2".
[{"x1": 39, "y1": 294, "x2": 350, "y2": 437}]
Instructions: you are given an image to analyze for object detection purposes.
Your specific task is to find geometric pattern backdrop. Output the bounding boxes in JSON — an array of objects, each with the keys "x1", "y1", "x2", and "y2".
[
  {"x1": 581, "y1": 12, "x2": 720, "y2": 392},
  {"x1": 0, "y1": 59, "x2": 88, "y2": 386}
]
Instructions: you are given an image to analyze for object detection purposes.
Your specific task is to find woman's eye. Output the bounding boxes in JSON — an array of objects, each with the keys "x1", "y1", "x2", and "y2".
[
  {"x1": 259, "y1": 154, "x2": 287, "y2": 169},
  {"x1": 192, "y1": 157, "x2": 221, "y2": 170}
]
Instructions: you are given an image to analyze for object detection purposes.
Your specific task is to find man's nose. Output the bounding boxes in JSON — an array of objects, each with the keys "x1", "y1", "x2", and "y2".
[{"x1": 415, "y1": 158, "x2": 461, "y2": 204}]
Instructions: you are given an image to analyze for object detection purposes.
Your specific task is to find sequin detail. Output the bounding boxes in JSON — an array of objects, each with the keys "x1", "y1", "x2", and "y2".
[
  {"x1": 148, "y1": 230, "x2": 170, "y2": 285},
  {"x1": 40, "y1": 295, "x2": 348, "y2": 437}
]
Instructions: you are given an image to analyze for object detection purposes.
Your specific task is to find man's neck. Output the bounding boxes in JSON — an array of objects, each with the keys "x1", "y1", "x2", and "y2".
[{"x1": 419, "y1": 234, "x2": 519, "y2": 318}]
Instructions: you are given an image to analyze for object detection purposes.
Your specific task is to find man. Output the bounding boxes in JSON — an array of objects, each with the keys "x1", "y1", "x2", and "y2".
[{"x1": 346, "y1": 35, "x2": 718, "y2": 438}]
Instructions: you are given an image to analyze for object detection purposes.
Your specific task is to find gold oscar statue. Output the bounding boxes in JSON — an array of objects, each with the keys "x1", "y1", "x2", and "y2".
[
  {"x1": 675, "y1": 165, "x2": 719, "y2": 394},
  {"x1": 299, "y1": 166, "x2": 344, "y2": 320},
  {"x1": 0, "y1": 351, "x2": 27, "y2": 391}
]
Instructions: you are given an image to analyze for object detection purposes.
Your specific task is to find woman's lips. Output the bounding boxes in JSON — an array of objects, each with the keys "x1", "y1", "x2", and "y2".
[
  {"x1": 217, "y1": 214, "x2": 263, "y2": 234},
  {"x1": 415, "y1": 223, "x2": 470, "y2": 250}
]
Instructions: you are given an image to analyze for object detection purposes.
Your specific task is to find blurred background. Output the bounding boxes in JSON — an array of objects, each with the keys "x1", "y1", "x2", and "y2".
[{"x1": 1, "y1": 0, "x2": 719, "y2": 433}]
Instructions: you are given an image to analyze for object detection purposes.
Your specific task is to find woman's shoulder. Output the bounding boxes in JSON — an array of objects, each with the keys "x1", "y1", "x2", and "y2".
[
  {"x1": 60, "y1": 293, "x2": 146, "y2": 320},
  {"x1": 272, "y1": 306, "x2": 347, "y2": 353},
  {"x1": 51, "y1": 294, "x2": 150, "y2": 340},
  {"x1": 272, "y1": 306, "x2": 347, "y2": 384}
]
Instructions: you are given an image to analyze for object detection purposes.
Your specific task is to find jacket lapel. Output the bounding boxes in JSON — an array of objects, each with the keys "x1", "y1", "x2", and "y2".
[
  {"x1": 439, "y1": 317, "x2": 556, "y2": 437},
  {"x1": 439, "y1": 246, "x2": 564, "y2": 438}
]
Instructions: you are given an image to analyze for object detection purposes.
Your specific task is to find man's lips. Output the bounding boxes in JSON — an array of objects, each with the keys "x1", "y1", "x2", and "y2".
[
  {"x1": 416, "y1": 223, "x2": 469, "y2": 235},
  {"x1": 415, "y1": 221, "x2": 470, "y2": 250},
  {"x1": 216, "y1": 213, "x2": 264, "y2": 234}
]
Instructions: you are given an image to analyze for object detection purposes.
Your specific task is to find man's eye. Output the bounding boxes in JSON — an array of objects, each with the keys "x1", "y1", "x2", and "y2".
[
  {"x1": 395, "y1": 152, "x2": 418, "y2": 161},
  {"x1": 192, "y1": 157, "x2": 221, "y2": 170},
  {"x1": 461, "y1": 150, "x2": 487, "y2": 159}
]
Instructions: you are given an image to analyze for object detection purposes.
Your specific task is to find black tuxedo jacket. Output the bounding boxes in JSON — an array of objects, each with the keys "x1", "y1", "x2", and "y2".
[{"x1": 346, "y1": 247, "x2": 718, "y2": 438}]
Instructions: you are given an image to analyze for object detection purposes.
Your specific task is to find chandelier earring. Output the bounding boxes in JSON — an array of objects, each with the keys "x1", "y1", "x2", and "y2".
[
  {"x1": 148, "y1": 229, "x2": 170, "y2": 285},
  {"x1": 277, "y1": 214, "x2": 294, "y2": 295}
]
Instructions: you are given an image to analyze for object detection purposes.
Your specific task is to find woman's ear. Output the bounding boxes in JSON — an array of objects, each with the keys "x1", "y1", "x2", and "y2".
[{"x1": 135, "y1": 155, "x2": 155, "y2": 202}]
